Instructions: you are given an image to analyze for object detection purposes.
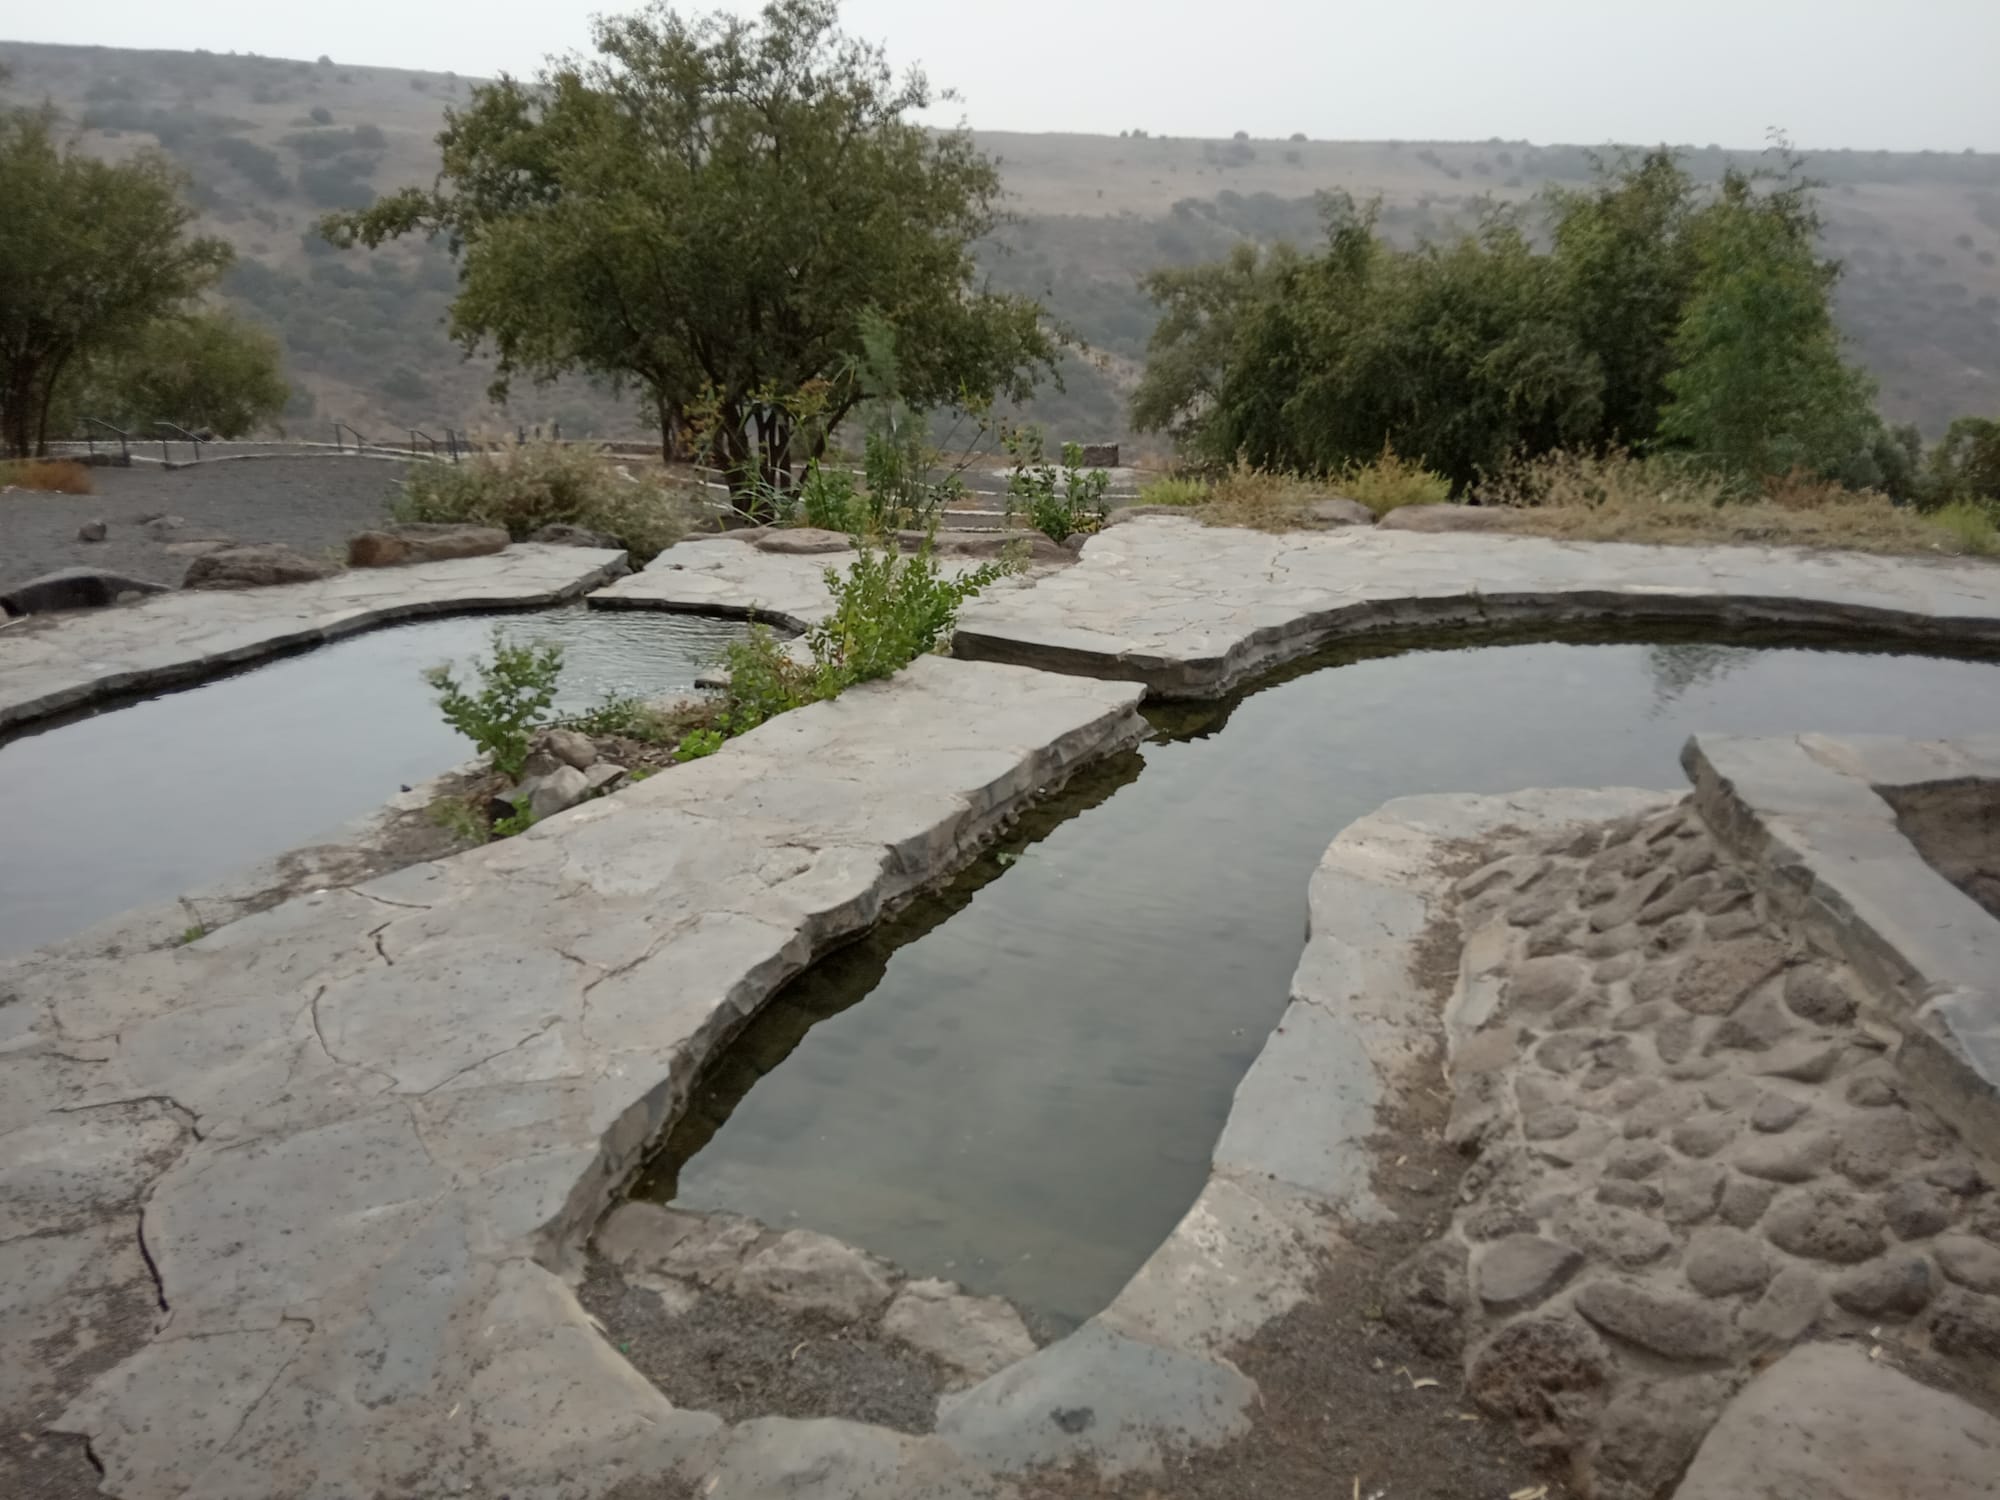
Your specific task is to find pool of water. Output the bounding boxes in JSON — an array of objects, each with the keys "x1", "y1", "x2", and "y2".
[
  {"x1": 0, "y1": 607, "x2": 744, "y2": 956},
  {"x1": 635, "y1": 632, "x2": 2000, "y2": 1334}
]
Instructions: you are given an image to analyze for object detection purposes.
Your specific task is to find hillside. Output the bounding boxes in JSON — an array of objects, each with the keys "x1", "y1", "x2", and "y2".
[{"x1": 5, "y1": 40, "x2": 1998, "y2": 452}]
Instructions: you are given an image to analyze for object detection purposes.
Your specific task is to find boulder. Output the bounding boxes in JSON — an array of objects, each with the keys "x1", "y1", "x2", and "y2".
[
  {"x1": 1376, "y1": 503, "x2": 1517, "y2": 533},
  {"x1": 525, "y1": 765, "x2": 591, "y2": 822},
  {"x1": 731, "y1": 1228, "x2": 899, "y2": 1321},
  {"x1": 1076, "y1": 442, "x2": 1119, "y2": 467},
  {"x1": 77, "y1": 519, "x2": 108, "y2": 542},
  {"x1": 753, "y1": 527, "x2": 852, "y2": 555},
  {"x1": 1673, "y1": 1342, "x2": 2000, "y2": 1500},
  {"x1": 0, "y1": 567, "x2": 170, "y2": 616},
  {"x1": 1302, "y1": 494, "x2": 1376, "y2": 527},
  {"x1": 528, "y1": 522, "x2": 619, "y2": 548},
  {"x1": 183, "y1": 545, "x2": 340, "y2": 590},
  {"x1": 881, "y1": 1279, "x2": 1037, "y2": 1382},
  {"x1": 347, "y1": 523, "x2": 509, "y2": 567},
  {"x1": 542, "y1": 727, "x2": 598, "y2": 770}
]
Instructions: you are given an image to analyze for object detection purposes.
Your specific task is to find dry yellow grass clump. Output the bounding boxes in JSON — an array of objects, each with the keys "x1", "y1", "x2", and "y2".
[
  {"x1": 0, "y1": 459, "x2": 94, "y2": 494},
  {"x1": 1480, "y1": 451, "x2": 1998, "y2": 558}
]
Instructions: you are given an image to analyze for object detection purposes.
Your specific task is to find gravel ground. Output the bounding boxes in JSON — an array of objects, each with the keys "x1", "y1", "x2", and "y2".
[{"x1": 1, "y1": 457, "x2": 409, "y2": 593}]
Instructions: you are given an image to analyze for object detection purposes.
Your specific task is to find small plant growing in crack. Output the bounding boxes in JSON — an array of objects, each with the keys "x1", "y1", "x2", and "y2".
[{"x1": 176, "y1": 923, "x2": 206, "y2": 946}]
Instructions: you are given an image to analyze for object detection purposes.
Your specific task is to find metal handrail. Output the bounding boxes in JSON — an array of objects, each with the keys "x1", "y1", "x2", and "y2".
[
  {"x1": 79, "y1": 417, "x2": 132, "y2": 462},
  {"x1": 332, "y1": 421, "x2": 367, "y2": 454},
  {"x1": 407, "y1": 427, "x2": 443, "y2": 461},
  {"x1": 153, "y1": 421, "x2": 203, "y2": 463}
]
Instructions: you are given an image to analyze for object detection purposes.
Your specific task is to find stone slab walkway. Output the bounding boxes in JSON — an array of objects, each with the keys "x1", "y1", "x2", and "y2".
[
  {"x1": 0, "y1": 656, "x2": 1145, "y2": 1500},
  {"x1": 0, "y1": 544, "x2": 628, "y2": 731},
  {"x1": 953, "y1": 517, "x2": 2000, "y2": 696}
]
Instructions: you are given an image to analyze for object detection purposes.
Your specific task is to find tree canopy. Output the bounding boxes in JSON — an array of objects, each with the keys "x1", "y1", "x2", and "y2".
[
  {"x1": 69, "y1": 310, "x2": 290, "y2": 437},
  {"x1": 328, "y1": 0, "x2": 1057, "y2": 480},
  {"x1": 1132, "y1": 148, "x2": 1896, "y2": 493},
  {"x1": 0, "y1": 107, "x2": 234, "y2": 455}
]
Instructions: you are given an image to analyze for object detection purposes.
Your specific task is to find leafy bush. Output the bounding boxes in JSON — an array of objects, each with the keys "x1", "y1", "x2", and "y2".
[
  {"x1": 425, "y1": 629, "x2": 563, "y2": 777},
  {"x1": 806, "y1": 539, "x2": 1019, "y2": 686},
  {"x1": 1340, "y1": 443, "x2": 1452, "y2": 515},
  {"x1": 1930, "y1": 500, "x2": 2000, "y2": 556},
  {"x1": 798, "y1": 459, "x2": 861, "y2": 531},
  {"x1": 675, "y1": 728, "x2": 725, "y2": 759},
  {"x1": 398, "y1": 440, "x2": 695, "y2": 561},
  {"x1": 716, "y1": 537, "x2": 1021, "y2": 734},
  {"x1": 0, "y1": 459, "x2": 93, "y2": 494},
  {"x1": 1006, "y1": 432, "x2": 1111, "y2": 541},
  {"x1": 1139, "y1": 476, "x2": 1210, "y2": 506}
]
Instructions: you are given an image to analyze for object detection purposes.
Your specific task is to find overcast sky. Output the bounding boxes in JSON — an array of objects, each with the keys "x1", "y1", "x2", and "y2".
[{"x1": 10, "y1": 0, "x2": 1999, "y2": 151}]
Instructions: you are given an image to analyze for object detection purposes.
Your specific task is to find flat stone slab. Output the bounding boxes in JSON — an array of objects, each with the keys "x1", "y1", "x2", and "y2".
[
  {"x1": 1, "y1": 655, "x2": 1143, "y2": 1499},
  {"x1": 1672, "y1": 1340, "x2": 2000, "y2": 1498},
  {"x1": 951, "y1": 516, "x2": 2000, "y2": 697},
  {"x1": 0, "y1": 544, "x2": 628, "y2": 731},
  {"x1": 589, "y1": 532, "x2": 1056, "y2": 629},
  {"x1": 1685, "y1": 733, "x2": 2000, "y2": 1149}
]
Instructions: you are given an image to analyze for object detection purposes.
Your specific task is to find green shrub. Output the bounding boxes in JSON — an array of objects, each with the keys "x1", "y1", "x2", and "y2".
[
  {"x1": 798, "y1": 459, "x2": 861, "y2": 531},
  {"x1": 675, "y1": 728, "x2": 725, "y2": 760},
  {"x1": 1930, "y1": 499, "x2": 2000, "y2": 556},
  {"x1": 1006, "y1": 432, "x2": 1111, "y2": 542},
  {"x1": 399, "y1": 439, "x2": 695, "y2": 562},
  {"x1": 1138, "y1": 476, "x2": 1210, "y2": 506},
  {"x1": 716, "y1": 536, "x2": 1022, "y2": 733},
  {"x1": 1340, "y1": 443, "x2": 1453, "y2": 515},
  {"x1": 559, "y1": 693, "x2": 678, "y2": 742},
  {"x1": 424, "y1": 628, "x2": 563, "y2": 777}
]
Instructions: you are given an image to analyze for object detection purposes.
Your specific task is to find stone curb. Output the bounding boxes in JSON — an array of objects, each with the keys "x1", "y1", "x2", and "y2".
[
  {"x1": 0, "y1": 544, "x2": 630, "y2": 733},
  {"x1": 1684, "y1": 732, "x2": 2000, "y2": 1149},
  {"x1": 949, "y1": 518, "x2": 2000, "y2": 699}
]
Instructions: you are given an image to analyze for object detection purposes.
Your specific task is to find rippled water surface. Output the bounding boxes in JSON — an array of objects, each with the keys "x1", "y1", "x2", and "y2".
[
  {"x1": 0, "y1": 607, "x2": 743, "y2": 955},
  {"x1": 637, "y1": 634, "x2": 2000, "y2": 1332}
]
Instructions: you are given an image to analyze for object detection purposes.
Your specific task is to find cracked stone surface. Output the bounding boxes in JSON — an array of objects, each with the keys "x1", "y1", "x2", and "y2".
[
  {"x1": 0, "y1": 544, "x2": 629, "y2": 731},
  {"x1": 0, "y1": 654, "x2": 1145, "y2": 1500},
  {"x1": 949, "y1": 515, "x2": 2000, "y2": 697},
  {"x1": 1438, "y1": 796, "x2": 2000, "y2": 1500}
]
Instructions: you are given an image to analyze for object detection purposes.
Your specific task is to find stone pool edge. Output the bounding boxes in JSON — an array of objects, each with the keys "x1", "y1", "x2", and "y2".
[
  {"x1": 1684, "y1": 731, "x2": 2000, "y2": 1149},
  {"x1": 950, "y1": 519, "x2": 2000, "y2": 698},
  {"x1": 922, "y1": 785, "x2": 1673, "y2": 1478},
  {"x1": 0, "y1": 544, "x2": 630, "y2": 733},
  {"x1": 11, "y1": 657, "x2": 1151, "y2": 1500}
]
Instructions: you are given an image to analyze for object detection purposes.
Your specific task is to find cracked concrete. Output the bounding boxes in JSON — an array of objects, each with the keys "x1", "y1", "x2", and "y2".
[
  {"x1": 952, "y1": 517, "x2": 2000, "y2": 696},
  {"x1": 0, "y1": 654, "x2": 1144, "y2": 1499},
  {"x1": 0, "y1": 544, "x2": 628, "y2": 731}
]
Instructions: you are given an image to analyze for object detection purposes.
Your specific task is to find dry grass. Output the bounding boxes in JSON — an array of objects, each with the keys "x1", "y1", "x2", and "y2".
[
  {"x1": 1197, "y1": 464, "x2": 1332, "y2": 530},
  {"x1": 1478, "y1": 450, "x2": 2000, "y2": 558},
  {"x1": 1340, "y1": 442, "x2": 1452, "y2": 515},
  {"x1": 0, "y1": 459, "x2": 94, "y2": 494}
]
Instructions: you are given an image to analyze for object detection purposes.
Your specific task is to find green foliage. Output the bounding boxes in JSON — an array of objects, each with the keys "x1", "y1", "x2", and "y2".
[
  {"x1": 1656, "y1": 163, "x2": 1879, "y2": 482},
  {"x1": 559, "y1": 693, "x2": 677, "y2": 743},
  {"x1": 1929, "y1": 499, "x2": 2000, "y2": 556},
  {"x1": 328, "y1": 0, "x2": 1056, "y2": 479},
  {"x1": 398, "y1": 439, "x2": 692, "y2": 561},
  {"x1": 424, "y1": 628, "x2": 564, "y2": 778},
  {"x1": 806, "y1": 537, "x2": 1018, "y2": 686},
  {"x1": 797, "y1": 459, "x2": 861, "y2": 531},
  {"x1": 716, "y1": 535, "x2": 1020, "y2": 734},
  {"x1": 675, "y1": 727, "x2": 725, "y2": 759},
  {"x1": 1005, "y1": 431, "x2": 1111, "y2": 541},
  {"x1": 1133, "y1": 147, "x2": 1887, "y2": 495},
  {"x1": 176, "y1": 924, "x2": 206, "y2": 946},
  {"x1": 68, "y1": 309, "x2": 288, "y2": 436},
  {"x1": 0, "y1": 106, "x2": 233, "y2": 454},
  {"x1": 1927, "y1": 417, "x2": 2000, "y2": 507},
  {"x1": 1340, "y1": 443, "x2": 1453, "y2": 515},
  {"x1": 427, "y1": 796, "x2": 490, "y2": 846},
  {"x1": 491, "y1": 805, "x2": 537, "y2": 839},
  {"x1": 1138, "y1": 476, "x2": 1209, "y2": 506}
]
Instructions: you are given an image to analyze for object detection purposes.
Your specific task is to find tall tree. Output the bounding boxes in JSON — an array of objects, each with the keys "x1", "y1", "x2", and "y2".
[
  {"x1": 1656, "y1": 164, "x2": 1878, "y2": 481},
  {"x1": 71, "y1": 310, "x2": 290, "y2": 437},
  {"x1": 328, "y1": 0, "x2": 1056, "y2": 480},
  {"x1": 0, "y1": 108, "x2": 232, "y2": 456}
]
